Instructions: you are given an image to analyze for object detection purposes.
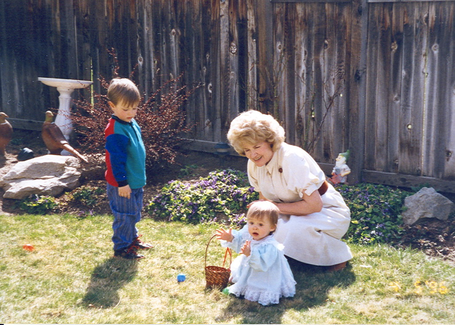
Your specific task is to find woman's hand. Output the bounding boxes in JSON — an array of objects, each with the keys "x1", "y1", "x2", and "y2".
[
  {"x1": 241, "y1": 240, "x2": 251, "y2": 256},
  {"x1": 269, "y1": 190, "x2": 323, "y2": 216},
  {"x1": 216, "y1": 228, "x2": 233, "y2": 242}
]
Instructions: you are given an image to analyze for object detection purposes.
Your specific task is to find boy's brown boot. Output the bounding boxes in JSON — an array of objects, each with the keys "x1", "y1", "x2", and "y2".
[
  {"x1": 114, "y1": 246, "x2": 144, "y2": 259},
  {"x1": 132, "y1": 235, "x2": 153, "y2": 250}
]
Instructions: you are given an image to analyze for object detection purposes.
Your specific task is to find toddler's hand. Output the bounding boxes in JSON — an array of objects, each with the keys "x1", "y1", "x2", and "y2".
[
  {"x1": 241, "y1": 240, "x2": 251, "y2": 256},
  {"x1": 215, "y1": 228, "x2": 233, "y2": 242},
  {"x1": 118, "y1": 185, "x2": 131, "y2": 199}
]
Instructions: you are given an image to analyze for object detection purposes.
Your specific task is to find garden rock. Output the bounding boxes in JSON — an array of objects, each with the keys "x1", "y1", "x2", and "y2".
[
  {"x1": 80, "y1": 153, "x2": 105, "y2": 181},
  {"x1": 0, "y1": 155, "x2": 81, "y2": 199},
  {"x1": 402, "y1": 187, "x2": 455, "y2": 225}
]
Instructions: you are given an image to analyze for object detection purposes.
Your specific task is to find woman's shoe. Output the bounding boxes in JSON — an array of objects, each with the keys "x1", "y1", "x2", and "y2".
[{"x1": 327, "y1": 261, "x2": 347, "y2": 272}]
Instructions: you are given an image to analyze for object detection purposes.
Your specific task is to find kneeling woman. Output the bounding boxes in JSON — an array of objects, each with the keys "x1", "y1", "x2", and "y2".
[{"x1": 227, "y1": 110, "x2": 352, "y2": 271}]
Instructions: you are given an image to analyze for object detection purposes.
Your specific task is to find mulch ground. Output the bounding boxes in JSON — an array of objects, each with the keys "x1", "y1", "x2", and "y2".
[{"x1": 1, "y1": 129, "x2": 454, "y2": 265}]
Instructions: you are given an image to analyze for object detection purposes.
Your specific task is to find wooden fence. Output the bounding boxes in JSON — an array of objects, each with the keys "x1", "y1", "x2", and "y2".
[{"x1": 0, "y1": 0, "x2": 454, "y2": 192}]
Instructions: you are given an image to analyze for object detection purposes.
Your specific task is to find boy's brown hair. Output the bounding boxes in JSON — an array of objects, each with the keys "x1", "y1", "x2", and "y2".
[{"x1": 107, "y1": 78, "x2": 141, "y2": 107}]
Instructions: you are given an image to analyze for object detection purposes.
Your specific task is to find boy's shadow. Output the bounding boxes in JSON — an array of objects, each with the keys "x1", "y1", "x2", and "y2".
[
  {"x1": 216, "y1": 260, "x2": 356, "y2": 324},
  {"x1": 81, "y1": 257, "x2": 138, "y2": 309}
]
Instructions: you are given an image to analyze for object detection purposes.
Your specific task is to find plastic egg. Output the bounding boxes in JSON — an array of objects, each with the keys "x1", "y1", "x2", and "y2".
[{"x1": 23, "y1": 244, "x2": 34, "y2": 251}]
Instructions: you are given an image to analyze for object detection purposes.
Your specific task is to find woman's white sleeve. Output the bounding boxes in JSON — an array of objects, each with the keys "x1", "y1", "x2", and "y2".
[{"x1": 282, "y1": 152, "x2": 324, "y2": 197}]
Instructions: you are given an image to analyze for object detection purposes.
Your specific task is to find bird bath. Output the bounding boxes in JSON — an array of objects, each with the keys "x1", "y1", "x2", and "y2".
[{"x1": 38, "y1": 77, "x2": 92, "y2": 141}]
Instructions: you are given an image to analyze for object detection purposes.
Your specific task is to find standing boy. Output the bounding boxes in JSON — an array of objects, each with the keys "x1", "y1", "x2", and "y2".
[{"x1": 105, "y1": 78, "x2": 152, "y2": 259}]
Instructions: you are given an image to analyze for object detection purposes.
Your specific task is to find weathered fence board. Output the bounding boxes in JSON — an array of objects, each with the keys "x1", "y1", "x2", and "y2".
[
  {"x1": 1, "y1": 0, "x2": 455, "y2": 192},
  {"x1": 363, "y1": 1, "x2": 455, "y2": 184},
  {"x1": 282, "y1": 2, "x2": 352, "y2": 164},
  {"x1": 423, "y1": 2, "x2": 455, "y2": 180},
  {"x1": 399, "y1": 2, "x2": 427, "y2": 176}
]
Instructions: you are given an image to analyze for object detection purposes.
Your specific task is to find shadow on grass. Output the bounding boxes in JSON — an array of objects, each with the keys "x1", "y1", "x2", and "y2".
[
  {"x1": 81, "y1": 257, "x2": 138, "y2": 309},
  {"x1": 215, "y1": 261, "x2": 356, "y2": 324}
]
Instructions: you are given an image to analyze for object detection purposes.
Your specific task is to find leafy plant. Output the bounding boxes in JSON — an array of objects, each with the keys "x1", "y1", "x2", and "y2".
[
  {"x1": 337, "y1": 183, "x2": 413, "y2": 244},
  {"x1": 17, "y1": 194, "x2": 58, "y2": 214},
  {"x1": 147, "y1": 169, "x2": 258, "y2": 225},
  {"x1": 178, "y1": 164, "x2": 199, "y2": 178},
  {"x1": 147, "y1": 169, "x2": 413, "y2": 246},
  {"x1": 71, "y1": 48, "x2": 198, "y2": 171},
  {"x1": 70, "y1": 186, "x2": 104, "y2": 206}
]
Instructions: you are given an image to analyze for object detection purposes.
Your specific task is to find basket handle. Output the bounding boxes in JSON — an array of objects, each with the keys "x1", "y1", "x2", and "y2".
[{"x1": 205, "y1": 234, "x2": 232, "y2": 269}]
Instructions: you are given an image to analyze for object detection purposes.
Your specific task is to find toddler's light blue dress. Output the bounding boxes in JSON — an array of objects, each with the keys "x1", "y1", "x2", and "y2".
[{"x1": 220, "y1": 225, "x2": 296, "y2": 306}]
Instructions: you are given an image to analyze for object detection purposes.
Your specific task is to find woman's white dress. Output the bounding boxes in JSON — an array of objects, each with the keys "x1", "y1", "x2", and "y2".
[
  {"x1": 221, "y1": 226, "x2": 296, "y2": 306},
  {"x1": 248, "y1": 142, "x2": 353, "y2": 266}
]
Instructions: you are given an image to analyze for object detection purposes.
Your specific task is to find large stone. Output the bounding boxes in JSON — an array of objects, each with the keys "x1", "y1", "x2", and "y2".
[
  {"x1": 0, "y1": 155, "x2": 81, "y2": 199},
  {"x1": 402, "y1": 187, "x2": 455, "y2": 225}
]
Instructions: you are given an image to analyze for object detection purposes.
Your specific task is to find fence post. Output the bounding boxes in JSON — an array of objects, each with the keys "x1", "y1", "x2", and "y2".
[{"x1": 348, "y1": 0, "x2": 369, "y2": 184}]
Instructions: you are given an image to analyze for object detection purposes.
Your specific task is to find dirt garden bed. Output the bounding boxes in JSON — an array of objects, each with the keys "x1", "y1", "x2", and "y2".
[
  {"x1": 1, "y1": 130, "x2": 454, "y2": 265},
  {"x1": 0, "y1": 130, "x2": 247, "y2": 216}
]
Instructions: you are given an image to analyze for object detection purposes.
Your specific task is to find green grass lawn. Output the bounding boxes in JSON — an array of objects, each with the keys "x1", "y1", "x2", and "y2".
[{"x1": 1, "y1": 213, "x2": 454, "y2": 324}]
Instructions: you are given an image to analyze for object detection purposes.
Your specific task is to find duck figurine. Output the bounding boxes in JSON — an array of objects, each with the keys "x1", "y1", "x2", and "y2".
[
  {"x1": 42, "y1": 111, "x2": 88, "y2": 163},
  {"x1": 0, "y1": 112, "x2": 13, "y2": 156}
]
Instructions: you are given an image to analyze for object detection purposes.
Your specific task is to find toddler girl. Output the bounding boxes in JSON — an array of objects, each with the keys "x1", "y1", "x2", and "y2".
[{"x1": 216, "y1": 200, "x2": 296, "y2": 305}]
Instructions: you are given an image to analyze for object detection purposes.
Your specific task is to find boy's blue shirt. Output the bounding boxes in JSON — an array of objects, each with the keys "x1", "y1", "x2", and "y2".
[{"x1": 105, "y1": 115, "x2": 146, "y2": 189}]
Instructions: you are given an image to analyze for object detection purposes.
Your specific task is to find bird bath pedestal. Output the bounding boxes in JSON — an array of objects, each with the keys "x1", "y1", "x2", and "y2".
[{"x1": 38, "y1": 77, "x2": 92, "y2": 141}]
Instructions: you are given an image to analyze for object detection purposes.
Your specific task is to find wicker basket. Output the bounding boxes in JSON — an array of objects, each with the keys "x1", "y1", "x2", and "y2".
[{"x1": 204, "y1": 234, "x2": 232, "y2": 289}]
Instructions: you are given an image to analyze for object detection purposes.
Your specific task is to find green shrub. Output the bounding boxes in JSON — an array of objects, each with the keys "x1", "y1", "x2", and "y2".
[
  {"x1": 146, "y1": 169, "x2": 258, "y2": 225},
  {"x1": 337, "y1": 183, "x2": 413, "y2": 244},
  {"x1": 17, "y1": 194, "x2": 58, "y2": 214},
  {"x1": 70, "y1": 186, "x2": 104, "y2": 206},
  {"x1": 147, "y1": 170, "x2": 413, "y2": 245}
]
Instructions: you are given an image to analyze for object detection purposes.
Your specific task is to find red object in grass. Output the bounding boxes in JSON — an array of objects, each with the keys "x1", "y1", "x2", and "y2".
[{"x1": 23, "y1": 244, "x2": 34, "y2": 251}]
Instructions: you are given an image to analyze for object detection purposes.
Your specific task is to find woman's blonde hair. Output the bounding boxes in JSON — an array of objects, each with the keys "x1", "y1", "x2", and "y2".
[
  {"x1": 107, "y1": 78, "x2": 141, "y2": 107},
  {"x1": 247, "y1": 201, "x2": 279, "y2": 231},
  {"x1": 227, "y1": 110, "x2": 285, "y2": 156}
]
